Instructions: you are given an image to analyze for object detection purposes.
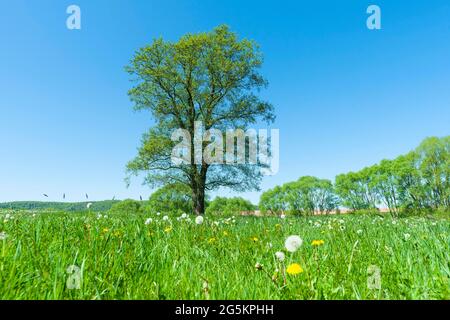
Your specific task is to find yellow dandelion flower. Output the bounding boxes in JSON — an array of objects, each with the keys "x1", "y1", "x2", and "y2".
[
  {"x1": 311, "y1": 240, "x2": 325, "y2": 246},
  {"x1": 102, "y1": 228, "x2": 110, "y2": 233},
  {"x1": 208, "y1": 237, "x2": 217, "y2": 244},
  {"x1": 223, "y1": 231, "x2": 229, "y2": 236},
  {"x1": 275, "y1": 224, "x2": 281, "y2": 229},
  {"x1": 251, "y1": 236, "x2": 259, "y2": 242},
  {"x1": 164, "y1": 226, "x2": 172, "y2": 233},
  {"x1": 286, "y1": 263, "x2": 303, "y2": 275}
]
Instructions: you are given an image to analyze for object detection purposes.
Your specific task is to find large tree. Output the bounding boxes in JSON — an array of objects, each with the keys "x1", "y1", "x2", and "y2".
[{"x1": 125, "y1": 25, "x2": 275, "y2": 215}]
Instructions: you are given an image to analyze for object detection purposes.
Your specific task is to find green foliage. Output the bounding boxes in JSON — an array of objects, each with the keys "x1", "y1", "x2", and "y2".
[
  {"x1": 206, "y1": 197, "x2": 255, "y2": 216},
  {"x1": 259, "y1": 176, "x2": 338, "y2": 215},
  {"x1": 146, "y1": 183, "x2": 194, "y2": 214},
  {"x1": 125, "y1": 25, "x2": 275, "y2": 214},
  {"x1": 109, "y1": 199, "x2": 143, "y2": 214}
]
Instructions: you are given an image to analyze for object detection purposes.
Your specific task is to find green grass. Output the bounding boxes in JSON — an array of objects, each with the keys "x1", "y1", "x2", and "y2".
[{"x1": 0, "y1": 210, "x2": 448, "y2": 299}]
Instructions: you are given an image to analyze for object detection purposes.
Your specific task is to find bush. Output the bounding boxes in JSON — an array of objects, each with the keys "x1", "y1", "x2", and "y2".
[
  {"x1": 206, "y1": 197, "x2": 255, "y2": 216},
  {"x1": 109, "y1": 199, "x2": 142, "y2": 214}
]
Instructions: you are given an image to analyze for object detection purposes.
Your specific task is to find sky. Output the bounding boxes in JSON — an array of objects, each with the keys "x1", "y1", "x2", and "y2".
[{"x1": 0, "y1": 0, "x2": 449, "y2": 204}]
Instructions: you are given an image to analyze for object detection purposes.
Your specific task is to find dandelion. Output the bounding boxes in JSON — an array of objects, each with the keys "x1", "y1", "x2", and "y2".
[
  {"x1": 156, "y1": 212, "x2": 161, "y2": 216},
  {"x1": 0, "y1": 232, "x2": 7, "y2": 240},
  {"x1": 102, "y1": 228, "x2": 110, "y2": 234},
  {"x1": 223, "y1": 231, "x2": 229, "y2": 236},
  {"x1": 181, "y1": 213, "x2": 188, "y2": 219},
  {"x1": 208, "y1": 237, "x2": 216, "y2": 244},
  {"x1": 162, "y1": 215, "x2": 169, "y2": 221},
  {"x1": 357, "y1": 229, "x2": 363, "y2": 235},
  {"x1": 280, "y1": 214, "x2": 286, "y2": 219},
  {"x1": 251, "y1": 236, "x2": 259, "y2": 242},
  {"x1": 164, "y1": 226, "x2": 172, "y2": 233},
  {"x1": 145, "y1": 218, "x2": 153, "y2": 225},
  {"x1": 285, "y1": 235, "x2": 303, "y2": 252},
  {"x1": 275, "y1": 223, "x2": 281, "y2": 229},
  {"x1": 255, "y1": 262, "x2": 263, "y2": 270},
  {"x1": 275, "y1": 251, "x2": 285, "y2": 261},
  {"x1": 404, "y1": 233, "x2": 411, "y2": 241},
  {"x1": 87, "y1": 203, "x2": 93, "y2": 209},
  {"x1": 286, "y1": 263, "x2": 303, "y2": 275},
  {"x1": 311, "y1": 239, "x2": 325, "y2": 246},
  {"x1": 195, "y1": 216, "x2": 204, "y2": 225}
]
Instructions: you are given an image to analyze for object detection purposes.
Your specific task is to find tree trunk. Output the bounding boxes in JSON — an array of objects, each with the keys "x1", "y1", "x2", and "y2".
[{"x1": 192, "y1": 168, "x2": 207, "y2": 215}]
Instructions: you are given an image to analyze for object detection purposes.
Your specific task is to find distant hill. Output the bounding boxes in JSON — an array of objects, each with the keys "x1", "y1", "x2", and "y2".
[{"x1": 0, "y1": 200, "x2": 121, "y2": 212}]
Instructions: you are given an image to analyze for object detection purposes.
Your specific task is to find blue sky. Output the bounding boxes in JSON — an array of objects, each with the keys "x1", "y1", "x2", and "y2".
[{"x1": 0, "y1": 0, "x2": 449, "y2": 204}]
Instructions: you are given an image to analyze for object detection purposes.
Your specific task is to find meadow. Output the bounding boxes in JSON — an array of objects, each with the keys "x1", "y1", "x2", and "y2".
[{"x1": 0, "y1": 210, "x2": 448, "y2": 300}]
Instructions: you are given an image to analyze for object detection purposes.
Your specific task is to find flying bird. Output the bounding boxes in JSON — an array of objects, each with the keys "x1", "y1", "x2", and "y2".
[
  {"x1": 112, "y1": 196, "x2": 115, "y2": 201},
  {"x1": 43, "y1": 194, "x2": 48, "y2": 198},
  {"x1": 63, "y1": 193, "x2": 65, "y2": 200},
  {"x1": 85, "y1": 193, "x2": 89, "y2": 200},
  {"x1": 140, "y1": 195, "x2": 143, "y2": 201}
]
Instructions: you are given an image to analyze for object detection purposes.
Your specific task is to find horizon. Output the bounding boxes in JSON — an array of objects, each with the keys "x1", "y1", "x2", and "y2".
[{"x1": 1, "y1": 0, "x2": 449, "y2": 204}]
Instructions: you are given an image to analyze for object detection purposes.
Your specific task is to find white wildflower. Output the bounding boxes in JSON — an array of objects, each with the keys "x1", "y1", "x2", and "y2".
[
  {"x1": 195, "y1": 216, "x2": 204, "y2": 225},
  {"x1": 145, "y1": 218, "x2": 153, "y2": 225},
  {"x1": 285, "y1": 235, "x2": 303, "y2": 252},
  {"x1": 275, "y1": 251, "x2": 285, "y2": 261}
]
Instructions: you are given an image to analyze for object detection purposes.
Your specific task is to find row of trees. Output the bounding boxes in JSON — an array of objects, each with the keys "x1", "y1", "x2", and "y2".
[{"x1": 260, "y1": 136, "x2": 449, "y2": 215}]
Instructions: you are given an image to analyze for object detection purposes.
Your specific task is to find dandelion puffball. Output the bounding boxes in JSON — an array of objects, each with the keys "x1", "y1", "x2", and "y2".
[
  {"x1": 275, "y1": 251, "x2": 285, "y2": 261},
  {"x1": 181, "y1": 213, "x2": 188, "y2": 219},
  {"x1": 280, "y1": 214, "x2": 286, "y2": 219},
  {"x1": 162, "y1": 215, "x2": 169, "y2": 221},
  {"x1": 195, "y1": 216, "x2": 204, "y2": 225},
  {"x1": 285, "y1": 235, "x2": 303, "y2": 252},
  {"x1": 87, "y1": 203, "x2": 93, "y2": 209},
  {"x1": 145, "y1": 218, "x2": 153, "y2": 225}
]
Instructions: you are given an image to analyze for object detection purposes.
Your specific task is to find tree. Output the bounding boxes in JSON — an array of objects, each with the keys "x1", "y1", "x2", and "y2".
[
  {"x1": 259, "y1": 186, "x2": 289, "y2": 214},
  {"x1": 206, "y1": 197, "x2": 255, "y2": 216},
  {"x1": 335, "y1": 168, "x2": 378, "y2": 211},
  {"x1": 147, "y1": 183, "x2": 196, "y2": 214},
  {"x1": 126, "y1": 25, "x2": 275, "y2": 215},
  {"x1": 414, "y1": 136, "x2": 450, "y2": 209},
  {"x1": 259, "y1": 176, "x2": 338, "y2": 215}
]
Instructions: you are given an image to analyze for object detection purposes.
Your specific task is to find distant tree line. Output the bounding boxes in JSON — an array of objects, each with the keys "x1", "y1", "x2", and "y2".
[
  {"x1": 0, "y1": 200, "x2": 120, "y2": 212},
  {"x1": 259, "y1": 136, "x2": 449, "y2": 215}
]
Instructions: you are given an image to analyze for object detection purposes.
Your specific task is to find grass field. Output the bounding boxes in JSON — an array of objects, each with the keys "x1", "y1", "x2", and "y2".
[{"x1": 0, "y1": 211, "x2": 448, "y2": 300}]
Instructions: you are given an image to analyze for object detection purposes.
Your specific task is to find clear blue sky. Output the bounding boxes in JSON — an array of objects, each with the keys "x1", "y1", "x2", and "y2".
[{"x1": 1, "y1": 0, "x2": 449, "y2": 204}]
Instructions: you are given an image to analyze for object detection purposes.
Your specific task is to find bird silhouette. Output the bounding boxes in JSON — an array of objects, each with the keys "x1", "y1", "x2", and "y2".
[
  {"x1": 85, "y1": 193, "x2": 89, "y2": 200},
  {"x1": 140, "y1": 195, "x2": 143, "y2": 201},
  {"x1": 112, "y1": 196, "x2": 116, "y2": 201},
  {"x1": 43, "y1": 194, "x2": 48, "y2": 198},
  {"x1": 63, "y1": 193, "x2": 65, "y2": 200}
]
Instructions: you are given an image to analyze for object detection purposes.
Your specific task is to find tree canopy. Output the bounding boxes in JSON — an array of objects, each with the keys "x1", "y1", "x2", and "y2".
[{"x1": 126, "y1": 25, "x2": 275, "y2": 214}]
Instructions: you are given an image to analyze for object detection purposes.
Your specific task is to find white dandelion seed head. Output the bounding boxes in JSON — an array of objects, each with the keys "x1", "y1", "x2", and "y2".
[
  {"x1": 87, "y1": 203, "x2": 93, "y2": 209},
  {"x1": 181, "y1": 213, "x2": 188, "y2": 219},
  {"x1": 275, "y1": 251, "x2": 285, "y2": 261},
  {"x1": 5, "y1": 214, "x2": 11, "y2": 220},
  {"x1": 357, "y1": 229, "x2": 363, "y2": 234},
  {"x1": 404, "y1": 233, "x2": 411, "y2": 241},
  {"x1": 0, "y1": 232, "x2": 7, "y2": 240},
  {"x1": 145, "y1": 218, "x2": 153, "y2": 225},
  {"x1": 285, "y1": 235, "x2": 303, "y2": 252},
  {"x1": 280, "y1": 214, "x2": 286, "y2": 219},
  {"x1": 195, "y1": 216, "x2": 204, "y2": 225},
  {"x1": 156, "y1": 212, "x2": 161, "y2": 216},
  {"x1": 162, "y1": 215, "x2": 169, "y2": 221}
]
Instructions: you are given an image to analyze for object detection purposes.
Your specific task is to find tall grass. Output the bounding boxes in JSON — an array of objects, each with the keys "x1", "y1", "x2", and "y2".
[{"x1": 0, "y1": 211, "x2": 448, "y2": 299}]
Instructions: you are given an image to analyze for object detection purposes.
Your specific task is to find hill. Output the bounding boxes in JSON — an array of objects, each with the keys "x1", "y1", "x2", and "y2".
[{"x1": 0, "y1": 200, "x2": 120, "y2": 212}]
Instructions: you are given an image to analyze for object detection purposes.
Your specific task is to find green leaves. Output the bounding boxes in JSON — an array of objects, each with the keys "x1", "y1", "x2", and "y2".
[{"x1": 125, "y1": 25, "x2": 275, "y2": 214}]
